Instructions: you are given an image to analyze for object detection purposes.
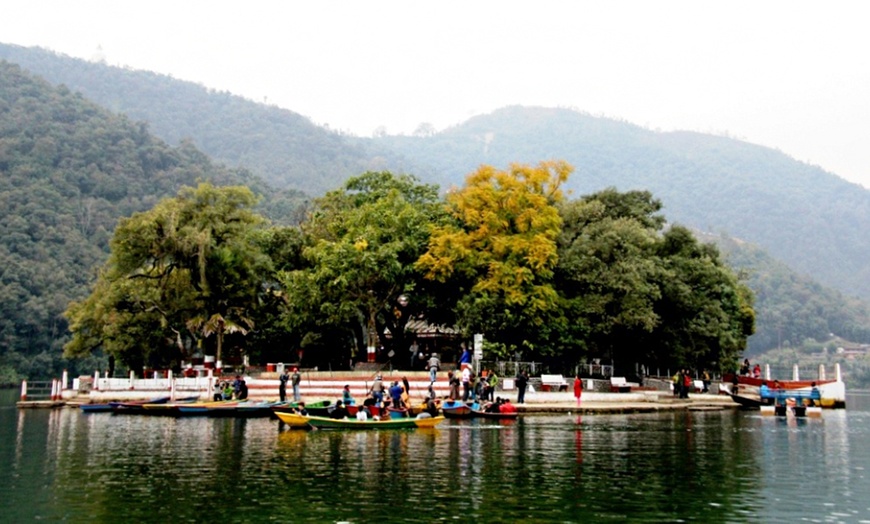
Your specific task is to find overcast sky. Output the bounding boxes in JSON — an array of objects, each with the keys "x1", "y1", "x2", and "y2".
[{"x1": 3, "y1": 1, "x2": 869, "y2": 187}]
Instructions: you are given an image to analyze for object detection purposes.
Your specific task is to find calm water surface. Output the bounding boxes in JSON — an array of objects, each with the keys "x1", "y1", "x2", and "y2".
[{"x1": 2, "y1": 390, "x2": 870, "y2": 523}]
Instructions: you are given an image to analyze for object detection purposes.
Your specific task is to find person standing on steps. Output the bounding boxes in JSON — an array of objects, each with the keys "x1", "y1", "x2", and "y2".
[
  {"x1": 428, "y1": 353, "x2": 440, "y2": 383},
  {"x1": 516, "y1": 370, "x2": 528, "y2": 404},
  {"x1": 291, "y1": 367, "x2": 302, "y2": 402},
  {"x1": 279, "y1": 368, "x2": 289, "y2": 402}
]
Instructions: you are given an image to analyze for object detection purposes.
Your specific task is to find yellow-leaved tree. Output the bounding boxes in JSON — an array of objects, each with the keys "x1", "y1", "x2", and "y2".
[{"x1": 416, "y1": 160, "x2": 571, "y2": 357}]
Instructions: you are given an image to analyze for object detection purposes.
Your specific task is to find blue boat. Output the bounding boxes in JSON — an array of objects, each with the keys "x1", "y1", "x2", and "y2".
[{"x1": 441, "y1": 400, "x2": 474, "y2": 419}]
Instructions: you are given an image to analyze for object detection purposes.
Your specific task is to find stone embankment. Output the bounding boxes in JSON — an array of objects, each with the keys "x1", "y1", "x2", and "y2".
[{"x1": 26, "y1": 370, "x2": 740, "y2": 413}]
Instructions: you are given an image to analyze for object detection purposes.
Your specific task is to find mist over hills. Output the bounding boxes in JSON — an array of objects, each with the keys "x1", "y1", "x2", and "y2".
[{"x1": 2, "y1": 41, "x2": 870, "y2": 377}]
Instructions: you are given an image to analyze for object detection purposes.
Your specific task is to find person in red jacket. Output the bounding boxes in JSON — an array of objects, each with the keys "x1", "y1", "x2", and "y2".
[
  {"x1": 574, "y1": 375, "x2": 582, "y2": 407},
  {"x1": 499, "y1": 398, "x2": 518, "y2": 414}
]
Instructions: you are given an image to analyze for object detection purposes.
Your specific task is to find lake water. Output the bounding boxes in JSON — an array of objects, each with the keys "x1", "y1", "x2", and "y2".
[{"x1": 3, "y1": 390, "x2": 870, "y2": 523}]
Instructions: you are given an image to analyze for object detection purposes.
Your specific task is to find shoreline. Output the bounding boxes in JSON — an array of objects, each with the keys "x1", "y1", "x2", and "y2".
[{"x1": 19, "y1": 390, "x2": 743, "y2": 414}]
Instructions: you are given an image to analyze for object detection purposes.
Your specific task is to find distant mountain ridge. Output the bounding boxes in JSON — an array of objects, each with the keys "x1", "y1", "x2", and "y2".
[
  {"x1": 370, "y1": 106, "x2": 870, "y2": 300},
  {"x1": 0, "y1": 42, "x2": 422, "y2": 195},
  {"x1": 3, "y1": 41, "x2": 870, "y2": 360}
]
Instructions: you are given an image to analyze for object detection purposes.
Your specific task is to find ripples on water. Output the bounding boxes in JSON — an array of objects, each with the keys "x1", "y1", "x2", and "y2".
[{"x1": 2, "y1": 391, "x2": 870, "y2": 522}]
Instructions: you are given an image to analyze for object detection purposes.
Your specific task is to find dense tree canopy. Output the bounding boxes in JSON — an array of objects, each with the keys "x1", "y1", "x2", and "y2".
[
  {"x1": 63, "y1": 167, "x2": 756, "y2": 378},
  {"x1": 64, "y1": 183, "x2": 270, "y2": 370},
  {"x1": 554, "y1": 189, "x2": 755, "y2": 373},
  {"x1": 277, "y1": 172, "x2": 446, "y2": 368}
]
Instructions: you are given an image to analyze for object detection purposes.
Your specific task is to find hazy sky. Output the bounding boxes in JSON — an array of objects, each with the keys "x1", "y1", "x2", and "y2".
[{"x1": 3, "y1": 1, "x2": 869, "y2": 187}]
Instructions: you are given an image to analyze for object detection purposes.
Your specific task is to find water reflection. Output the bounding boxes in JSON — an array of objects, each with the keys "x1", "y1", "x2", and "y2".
[{"x1": 3, "y1": 391, "x2": 870, "y2": 522}]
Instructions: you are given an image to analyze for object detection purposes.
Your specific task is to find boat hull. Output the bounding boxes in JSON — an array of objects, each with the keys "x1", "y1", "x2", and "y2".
[
  {"x1": 282, "y1": 413, "x2": 445, "y2": 430},
  {"x1": 471, "y1": 409, "x2": 519, "y2": 420},
  {"x1": 729, "y1": 393, "x2": 768, "y2": 409},
  {"x1": 274, "y1": 411, "x2": 314, "y2": 428},
  {"x1": 441, "y1": 400, "x2": 473, "y2": 419}
]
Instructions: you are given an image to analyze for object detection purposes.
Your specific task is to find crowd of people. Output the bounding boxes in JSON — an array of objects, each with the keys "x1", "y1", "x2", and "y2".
[
  {"x1": 739, "y1": 358, "x2": 762, "y2": 378},
  {"x1": 445, "y1": 366, "x2": 504, "y2": 403},
  {"x1": 671, "y1": 369, "x2": 711, "y2": 398},
  {"x1": 213, "y1": 375, "x2": 249, "y2": 401}
]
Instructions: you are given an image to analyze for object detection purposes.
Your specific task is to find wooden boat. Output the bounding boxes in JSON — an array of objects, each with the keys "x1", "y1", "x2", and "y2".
[
  {"x1": 274, "y1": 411, "x2": 314, "y2": 429},
  {"x1": 234, "y1": 401, "x2": 281, "y2": 417},
  {"x1": 408, "y1": 399, "x2": 441, "y2": 416},
  {"x1": 79, "y1": 403, "x2": 116, "y2": 413},
  {"x1": 441, "y1": 400, "x2": 474, "y2": 419},
  {"x1": 471, "y1": 405, "x2": 519, "y2": 420},
  {"x1": 723, "y1": 370, "x2": 846, "y2": 408},
  {"x1": 176, "y1": 400, "x2": 246, "y2": 416},
  {"x1": 347, "y1": 404, "x2": 383, "y2": 418},
  {"x1": 386, "y1": 406, "x2": 410, "y2": 419},
  {"x1": 272, "y1": 400, "x2": 333, "y2": 417},
  {"x1": 140, "y1": 397, "x2": 214, "y2": 415},
  {"x1": 729, "y1": 393, "x2": 768, "y2": 410},
  {"x1": 112, "y1": 395, "x2": 195, "y2": 414},
  {"x1": 279, "y1": 413, "x2": 445, "y2": 430},
  {"x1": 81, "y1": 395, "x2": 172, "y2": 413}
]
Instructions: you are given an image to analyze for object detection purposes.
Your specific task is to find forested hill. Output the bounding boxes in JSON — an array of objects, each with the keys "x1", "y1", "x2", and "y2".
[
  {"x1": 3, "y1": 43, "x2": 870, "y2": 371},
  {"x1": 5, "y1": 43, "x2": 870, "y2": 301},
  {"x1": 702, "y1": 234, "x2": 870, "y2": 354},
  {"x1": 0, "y1": 60, "x2": 291, "y2": 383},
  {"x1": 370, "y1": 106, "x2": 870, "y2": 301},
  {"x1": 0, "y1": 42, "x2": 419, "y2": 195}
]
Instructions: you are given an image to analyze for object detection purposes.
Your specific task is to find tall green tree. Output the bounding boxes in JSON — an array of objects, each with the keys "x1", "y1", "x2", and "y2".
[
  {"x1": 555, "y1": 188, "x2": 754, "y2": 373},
  {"x1": 278, "y1": 172, "x2": 444, "y2": 366},
  {"x1": 647, "y1": 226, "x2": 755, "y2": 373},
  {"x1": 64, "y1": 183, "x2": 269, "y2": 371},
  {"x1": 554, "y1": 192, "x2": 665, "y2": 365}
]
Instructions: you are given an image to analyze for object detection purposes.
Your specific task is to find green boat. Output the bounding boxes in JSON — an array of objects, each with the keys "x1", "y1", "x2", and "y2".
[
  {"x1": 279, "y1": 412, "x2": 445, "y2": 430},
  {"x1": 272, "y1": 399, "x2": 333, "y2": 416}
]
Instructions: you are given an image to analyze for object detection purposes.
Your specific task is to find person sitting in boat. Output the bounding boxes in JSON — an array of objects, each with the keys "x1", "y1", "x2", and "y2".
[
  {"x1": 356, "y1": 405, "x2": 370, "y2": 421},
  {"x1": 330, "y1": 400, "x2": 349, "y2": 419},
  {"x1": 422, "y1": 396, "x2": 439, "y2": 417},
  {"x1": 237, "y1": 379, "x2": 248, "y2": 400},
  {"x1": 342, "y1": 384, "x2": 356, "y2": 406},
  {"x1": 760, "y1": 381, "x2": 771, "y2": 400},
  {"x1": 499, "y1": 398, "x2": 517, "y2": 414},
  {"x1": 222, "y1": 382, "x2": 234, "y2": 400},
  {"x1": 214, "y1": 381, "x2": 227, "y2": 401},
  {"x1": 772, "y1": 379, "x2": 782, "y2": 392},
  {"x1": 295, "y1": 402, "x2": 308, "y2": 416},
  {"x1": 752, "y1": 364, "x2": 761, "y2": 379},
  {"x1": 232, "y1": 375, "x2": 243, "y2": 398},
  {"x1": 485, "y1": 397, "x2": 502, "y2": 413},
  {"x1": 400, "y1": 382, "x2": 410, "y2": 408},
  {"x1": 448, "y1": 371, "x2": 460, "y2": 400}
]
